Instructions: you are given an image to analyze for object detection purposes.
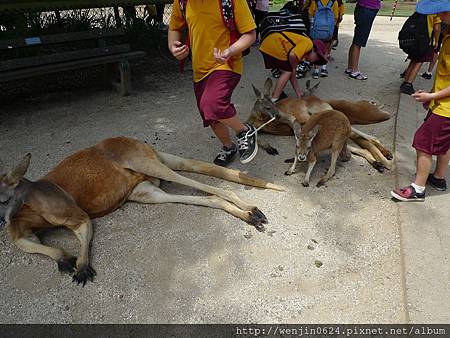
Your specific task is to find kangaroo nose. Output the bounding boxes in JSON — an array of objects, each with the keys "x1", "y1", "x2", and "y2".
[{"x1": 298, "y1": 154, "x2": 307, "y2": 161}]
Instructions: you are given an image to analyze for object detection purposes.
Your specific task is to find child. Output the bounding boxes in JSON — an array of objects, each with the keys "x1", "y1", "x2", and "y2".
[
  {"x1": 400, "y1": 14, "x2": 441, "y2": 95},
  {"x1": 308, "y1": 0, "x2": 340, "y2": 78},
  {"x1": 421, "y1": 22, "x2": 447, "y2": 80},
  {"x1": 259, "y1": 31, "x2": 328, "y2": 101},
  {"x1": 391, "y1": 0, "x2": 450, "y2": 201},
  {"x1": 168, "y1": 0, "x2": 258, "y2": 167},
  {"x1": 254, "y1": 0, "x2": 269, "y2": 44}
]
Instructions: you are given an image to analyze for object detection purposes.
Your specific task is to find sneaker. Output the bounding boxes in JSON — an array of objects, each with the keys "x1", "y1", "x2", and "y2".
[
  {"x1": 391, "y1": 185, "x2": 425, "y2": 202},
  {"x1": 312, "y1": 69, "x2": 319, "y2": 79},
  {"x1": 237, "y1": 123, "x2": 258, "y2": 164},
  {"x1": 427, "y1": 174, "x2": 447, "y2": 191},
  {"x1": 320, "y1": 68, "x2": 328, "y2": 77},
  {"x1": 213, "y1": 144, "x2": 237, "y2": 167},
  {"x1": 400, "y1": 82, "x2": 415, "y2": 95},
  {"x1": 421, "y1": 72, "x2": 433, "y2": 80}
]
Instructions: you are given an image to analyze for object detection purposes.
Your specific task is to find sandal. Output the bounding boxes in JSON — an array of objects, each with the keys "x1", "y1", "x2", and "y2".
[{"x1": 349, "y1": 71, "x2": 368, "y2": 80}]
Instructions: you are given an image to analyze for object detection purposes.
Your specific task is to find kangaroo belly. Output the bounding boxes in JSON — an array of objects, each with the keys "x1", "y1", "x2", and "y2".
[{"x1": 45, "y1": 148, "x2": 144, "y2": 218}]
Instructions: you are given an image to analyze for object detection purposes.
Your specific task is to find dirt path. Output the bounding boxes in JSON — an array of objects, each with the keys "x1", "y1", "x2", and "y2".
[{"x1": 0, "y1": 16, "x2": 409, "y2": 323}]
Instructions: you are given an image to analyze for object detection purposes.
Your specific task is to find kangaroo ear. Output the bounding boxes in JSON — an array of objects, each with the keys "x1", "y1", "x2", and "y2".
[
  {"x1": 6, "y1": 153, "x2": 31, "y2": 186},
  {"x1": 309, "y1": 125, "x2": 320, "y2": 138},
  {"x1": 263, "y1": 78, "x2": 273, "y2": 96},
  {"x1": 252, "y1": 83, "x2": 262, "y2": 98},
  {"x1": 293, "y1": 120, "x2": 302, "y2": 136}
]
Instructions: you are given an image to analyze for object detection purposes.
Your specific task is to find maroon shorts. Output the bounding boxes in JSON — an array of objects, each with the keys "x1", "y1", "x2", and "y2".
[
  {"x1": 260, "y1": 51, "x2": 292, "y2": 72},
  {"x1": 412, "y1": 111, "x2": 450, "y2": 155},
  {"x1": 193, "y1": 70, "x2": 241, "y2": 127},
  {"x1": 408, "y1": 47, "x2": 434, "y2": 63}
]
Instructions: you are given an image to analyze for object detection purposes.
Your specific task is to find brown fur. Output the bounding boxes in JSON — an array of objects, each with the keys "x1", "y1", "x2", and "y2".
[
  {"x1": 286, "y1": 110, "x2": 352, "y2": 186},
  {"x1": 2, "y1": 137, "x2": 284, "y2": 286}
]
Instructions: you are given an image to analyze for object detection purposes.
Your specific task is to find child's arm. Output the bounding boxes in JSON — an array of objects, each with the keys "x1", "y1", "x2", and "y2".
[
  {"x1": 412, "y1": 86, "x2": 450, "y2": 103},
  {"x1": 288, "y1": 52, "x2": 302, "y2": 97},
  {"x1": 214, "y1": 30, "x2": 256, "y2": 64},
  {"x1": 168, "y1": 30, "x2": 189, "y2": 60}
]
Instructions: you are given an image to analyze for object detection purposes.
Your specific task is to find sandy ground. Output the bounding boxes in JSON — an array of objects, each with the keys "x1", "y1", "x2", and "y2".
[{"x1": 0, "y1": 16, "x2": 411, "y2": 323}]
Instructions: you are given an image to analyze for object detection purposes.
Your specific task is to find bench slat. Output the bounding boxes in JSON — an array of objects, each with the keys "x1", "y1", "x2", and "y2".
[
  {"x1": 0, "y1": 44, "x2": 132, "y2": 72},
  {"x1": 0, "y1": 29, "x2": 125, "y2": 50},
  {"x1": 0, "y1": 51, "x2": 146, "y2": 82}
]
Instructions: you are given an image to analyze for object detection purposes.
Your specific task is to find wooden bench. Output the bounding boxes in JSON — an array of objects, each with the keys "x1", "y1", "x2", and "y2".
[{"x1": 0, "y1": 28, "x2": 146, "y2": 95}]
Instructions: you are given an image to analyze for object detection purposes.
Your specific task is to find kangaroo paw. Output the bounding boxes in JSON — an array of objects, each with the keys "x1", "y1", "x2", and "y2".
[
  {"x1": 316, "y1": 181, "x2": 326, "y2": 187},
  {"x1": 284, "y1": 158, "x2": 294, "y2": 163},
  {"x1": 372, "y1": 161, "x2": 385, "y2": 173},
  {"x1": 72, "y1": 264, "x2": 96, "y2": 287},
  {"x1": 302, "y1": 181, "x2": 309, "y2": 187},
  {"x1": 247, "y1": 208, "x2": 268, "y2": 232},
  {"x1": 57, "y1": 255, "x2": 77, "y2": 274},
  {"x1": 265, "y1": 146, "x2": 279, "y2": 156}
]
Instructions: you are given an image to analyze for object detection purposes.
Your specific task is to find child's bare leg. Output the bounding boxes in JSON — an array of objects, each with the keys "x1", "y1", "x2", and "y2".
[
  {"x1": 272, "y1": 70, "x2": 291, "y2": 99},
  {"x1": 210, "y1": 122, "x2": 234, "y2": 147},
  {"x1": 414, "y1": 150, "x2": 433, "y2": 187},
  {"x1": 434, "y1": 149, "x2": 450, "y2": 179},
  {"x1": 219, "y1": 115, "x2": 248, "y2": 134}
]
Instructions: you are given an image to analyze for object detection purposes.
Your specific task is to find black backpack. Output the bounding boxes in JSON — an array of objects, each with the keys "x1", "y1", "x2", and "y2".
[
  {"x1": 260, "y1": 9, "x2": 308, "y2": 41},
  {"x1": 398, "y1": 12, "x2": 431, "y2": 58}
]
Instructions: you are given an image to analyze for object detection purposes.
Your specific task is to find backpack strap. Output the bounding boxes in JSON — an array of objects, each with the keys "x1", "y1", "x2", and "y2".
[
  {"x1": 326, "y1": 0, "x2": 335, "y2": 9},
  {"x1": 220, "y1": 0, "x2": 239, "y2": 44}
]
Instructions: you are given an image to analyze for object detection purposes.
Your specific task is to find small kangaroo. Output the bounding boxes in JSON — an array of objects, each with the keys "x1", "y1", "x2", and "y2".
[{"x1": 285, "y1": 110, "x2": 352, "y2": 187}]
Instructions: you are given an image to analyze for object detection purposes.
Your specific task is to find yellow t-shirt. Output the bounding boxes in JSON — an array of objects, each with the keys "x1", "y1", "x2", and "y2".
[
  {"x1": 430, "y1": 27, "x2": 450, "y2": 118},
  {"x1": 427, "y1": 14, "x2": 441, "y2": 41},
  {"x1": 169, "y1": 0, "x2": 256, "y2": 82},
  {"x1": 308, "y1": 0, "x2": 339, "y2": 23},
  {"x1": 259, "y1": 32, "x2": 313, "y2": 63}
]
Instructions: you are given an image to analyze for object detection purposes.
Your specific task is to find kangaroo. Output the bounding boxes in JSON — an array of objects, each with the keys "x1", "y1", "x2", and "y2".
[
  {"x1": 0, "y1": 137, "x2": 283, "y2": 286},
  {"x1": 285, "y1": 110, "x2": 352, "y2": 187},
  {"x1": 248, "y1": 78, "x2": 393, "y2": 171}
]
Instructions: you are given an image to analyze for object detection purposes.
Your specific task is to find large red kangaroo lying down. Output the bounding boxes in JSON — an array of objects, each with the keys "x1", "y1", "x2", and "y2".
[{"x1": 0, "y1": 137, "x2": 283, "y2": 286}]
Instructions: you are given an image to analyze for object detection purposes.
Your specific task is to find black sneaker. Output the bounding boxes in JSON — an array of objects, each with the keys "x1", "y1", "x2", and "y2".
[
  {"x1": 213, "y1": 144, "x2": 237, "y2": 167},
  {"x1": 271, "y1": 68, "x2": 281, "y2": 79},
  {"x1": 427, "y1": 174, "x2": 447, "y2": 191},
  {"x1": 400, "y1": 82, "x2": 415, "y2": 95},
  {"x1": 421, "y1": 72, "x2": 433, "y2": 80},
  {"x1": 237, "y1": 123, "x2": 258, "y2": 164}
]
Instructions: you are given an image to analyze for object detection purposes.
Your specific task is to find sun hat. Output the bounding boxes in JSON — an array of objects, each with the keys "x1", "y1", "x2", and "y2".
[
  {"x1": 312, "y1": 39, "x2": 328, "y2": 65},
  {"x1": 416, "y1": 0, "x2": 450, "y2": 15}
]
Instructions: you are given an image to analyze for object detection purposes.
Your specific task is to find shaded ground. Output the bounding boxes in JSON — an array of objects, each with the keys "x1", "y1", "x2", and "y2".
[{"x1": 0, "y1": 16, "x2": 410, "y2": 323}]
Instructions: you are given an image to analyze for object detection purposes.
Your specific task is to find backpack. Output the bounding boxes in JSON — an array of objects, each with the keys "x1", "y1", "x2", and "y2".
[
  {"x1": 260, "y1": 9, "x2": 308, "y2": 41},
  {"x1": 310, "y1": 0, "x2": 335, "y2": 41},
  {"x1": 179, "y1": 0, "x2": 253, "y2": 56},
  {"x1": 398, "y1": 12, "x2": 431, "y2": 58}
]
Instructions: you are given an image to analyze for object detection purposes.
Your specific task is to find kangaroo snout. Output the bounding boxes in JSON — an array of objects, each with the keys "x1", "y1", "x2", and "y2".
[{"x1": 297, "y1": 154, "x2": 307, "y2": 162}]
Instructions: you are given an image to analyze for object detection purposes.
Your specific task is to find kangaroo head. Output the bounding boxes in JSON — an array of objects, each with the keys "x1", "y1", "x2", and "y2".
[
  {"x1": 251, "y1": 78, "x2": 281, "y2": 120},
  {"x1": 0, "y1": 154, "x2": 31, "y2": 229},
  {"x1": 293, "y1": 121, "x2": 319, "y2": 162}
]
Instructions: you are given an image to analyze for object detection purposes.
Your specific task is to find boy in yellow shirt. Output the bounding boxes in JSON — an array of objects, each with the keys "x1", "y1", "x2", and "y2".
[
  {"x1": 391, "y1": 0, "x2": 450, "y2": 201},
  {"x1": 168, "y1": 0, "x2": 258, "y2": 167},
  {"x1": 259, "y1": 31, "x2": 328, "y2": 100}
]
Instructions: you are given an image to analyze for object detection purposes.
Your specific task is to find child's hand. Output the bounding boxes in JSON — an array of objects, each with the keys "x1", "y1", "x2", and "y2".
[
  {"x1": 412, "y1": 90, "x2": 434, "y2": 103},
  {"x1": 170, "y1": 41, "x2": 189, "y2": 60},
  {"x1": 213, "y1": 47, "x2": 232, "y2": 64}
]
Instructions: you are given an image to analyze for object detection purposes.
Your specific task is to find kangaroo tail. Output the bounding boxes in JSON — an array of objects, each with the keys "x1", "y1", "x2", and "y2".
[{"x1": 156, "y1": 151, "x2": 285, "y2": 191}]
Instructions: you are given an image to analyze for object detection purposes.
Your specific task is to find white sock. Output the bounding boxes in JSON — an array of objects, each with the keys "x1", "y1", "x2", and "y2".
[
  {"x1": 270, "y1": 97, "x2": 278, "y2": 103},
  {"x1": 321, "y1": 65, "x2": 327, "y2": 70},
  {"x1": 411, "y1": 183, "x2": 425, "y2": 193}
]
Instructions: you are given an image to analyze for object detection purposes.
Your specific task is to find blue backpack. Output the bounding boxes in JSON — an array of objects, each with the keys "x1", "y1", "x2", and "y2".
[{"x1": 310, "y1": 0, "x2": 335, "y2": 41}]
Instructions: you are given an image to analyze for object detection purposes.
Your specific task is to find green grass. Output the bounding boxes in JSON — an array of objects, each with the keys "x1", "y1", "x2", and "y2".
[{"x1": 270, "y1": 0, "x2": 415, "y2": 17}]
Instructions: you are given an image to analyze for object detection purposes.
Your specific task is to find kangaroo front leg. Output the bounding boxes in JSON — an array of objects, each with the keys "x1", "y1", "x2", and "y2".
[
  {"x1": 285, "y1": 153, "x2": 299, "y2": 175},
  {"x1": 72, "y1": 220, "x2": 96, "y2": 286},
  {"x1": 317, "y1": 149, "x2": 340, "y2": 187},
  {"x1": 14, "y1": 233, "x2": 77, "y2": 274},
  {"x1": 303, "y1": 152, "x2": 317, "y2": 187},
  {"x1": 129, "y1": 182, "x2": 267, "y2": 231}
]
